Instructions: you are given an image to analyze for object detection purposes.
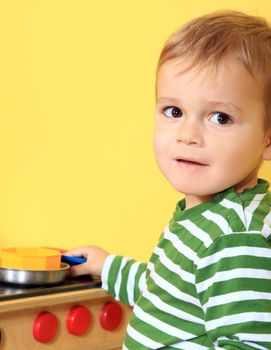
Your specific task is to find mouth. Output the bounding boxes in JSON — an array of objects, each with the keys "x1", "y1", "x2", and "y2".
[{"x1": 175, "y1": 158, "x2": 208, "y2": 167}]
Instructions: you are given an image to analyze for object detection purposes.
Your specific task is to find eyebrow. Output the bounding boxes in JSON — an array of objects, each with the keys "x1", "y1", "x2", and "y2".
[
  {"x1": 156, "y1": 97, "x2": 242, "y2": 113},
  {"x1": 156, "y1": 97, "x2": 182, "y2": 105}
]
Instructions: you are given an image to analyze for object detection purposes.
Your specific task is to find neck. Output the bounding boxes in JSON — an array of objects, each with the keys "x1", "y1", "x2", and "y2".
[
  {"x1": 184, "y1": 176, "x2": 259, "y2": 210},
  {"x1": 184, "y1": 194, "x2": 215, "y2": 209}
]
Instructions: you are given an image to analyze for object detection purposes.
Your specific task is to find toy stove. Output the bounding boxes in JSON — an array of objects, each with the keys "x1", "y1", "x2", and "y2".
[
  {"x1": 0, "y1": 276, "x2": 131, "y2": 350},
  {"x1": 0, "y1": 275, "x2": 101, "y2": 301}
]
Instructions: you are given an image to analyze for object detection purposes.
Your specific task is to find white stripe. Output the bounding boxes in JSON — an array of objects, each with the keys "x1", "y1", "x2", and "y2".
[
  {"x1": 197, "y1": 268, "x2": 271, "y2": 293},
  {"x1": 134, "y1": 304, "x2": 195, "y2": 339},
  {"x1": 198, "y1": 245, "x2": 271, "y2": 269},
  {"x1": 202, "y1": 210, "x2": 232, "y2": 234},
  {"x1": 220, "y1": 199, "x2": 246, "y2": 226},
  {"x1": 206, "y1": 312, "x2": 271, "y2": 331},
  {"x1": 143, "y1": 288, "x2": 204, "y2": 324},
  {"x1": 235, "y1": 333, "x2": 271, "y2": 342},
  {"x1": 138, "y1": 270, "x2": 146, "y2": 292},
  {"x1": 262, "y1": 210, "x2": 271, "y2": 238},
  {"x1": 171, "y1": 340, "x2": 209, "y2": 350},
  {"x1": 126, "y1": 324, "x2": 163, "y2": 348},
  {"x1": 114, "y1": 257, "x2": 133, "y2": 300},
  {"x1": 177, "y1": 219, "x2": 213, "y2": 248},
  {"x1": 242, "y1": 342, "x2": 268, "y2": 350},
  {"x1": 264, "y1": 209, "x2": 271, "y2": 226},
  {"x1": 245, "y1": 194, "x2": 266, "y2": 228},
  {"x1": 154, "y1": 246, "x2": 195, "y2": 284},
  {"x1": 127, "y1": 262, "x2": 141, "y2": 306},
  {"x1": 148, "y1": 262, "x2": 201, "y2": 306},
  {"x1": 101, "y1": 254, "x2": 116, "y2": 291},
  {"x1": 262, "y1": 223, "x2": 271, "y2": 239},
  {"x1": 164, "y1": 225, "x2": 198, "y2": 262},
  {"x1": 203, "y1": 290, "x2": 271, "y2": 312}
]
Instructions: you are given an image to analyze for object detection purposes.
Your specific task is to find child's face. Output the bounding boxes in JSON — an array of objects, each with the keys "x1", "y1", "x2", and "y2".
[{"x1": 154, "y1": 57, "x2": 271, "y2": 208}]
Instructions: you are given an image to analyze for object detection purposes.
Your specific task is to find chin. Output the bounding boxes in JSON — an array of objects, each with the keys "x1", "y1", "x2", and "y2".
[{"x1": 171, "y1": 183, "x2": 220, "y2": 198}]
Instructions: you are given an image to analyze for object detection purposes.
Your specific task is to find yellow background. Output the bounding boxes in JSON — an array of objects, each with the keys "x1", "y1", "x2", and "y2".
[{"x1": 0, "y1": 0, "x2": 270, "y2": 261}]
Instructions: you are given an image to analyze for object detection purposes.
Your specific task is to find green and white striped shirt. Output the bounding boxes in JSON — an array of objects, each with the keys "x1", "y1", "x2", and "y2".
[{"x1": 102, "y1": 179, "x2": 271, "y2": 350}]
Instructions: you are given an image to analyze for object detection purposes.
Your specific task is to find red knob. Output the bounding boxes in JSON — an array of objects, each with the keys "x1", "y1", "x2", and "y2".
[
  {"x1": 99, "y1": 302, "x2": 123, "y2": 331},
  {"x1": 66, "y1": 305, "x2": 92, "y2": 336},
  {"x1": 33, "y1": 312, "x2": 58, "y2": 343}
]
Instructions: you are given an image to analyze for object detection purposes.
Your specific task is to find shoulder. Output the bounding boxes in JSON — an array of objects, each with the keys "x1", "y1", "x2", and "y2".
[{"x1": 168, "y1": 181, "x2": 271, "y2": 260}]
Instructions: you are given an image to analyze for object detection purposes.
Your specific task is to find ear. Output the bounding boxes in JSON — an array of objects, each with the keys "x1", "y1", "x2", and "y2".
[{"x1": 263, "y1": 129, "x2": 271, "y2": 160}]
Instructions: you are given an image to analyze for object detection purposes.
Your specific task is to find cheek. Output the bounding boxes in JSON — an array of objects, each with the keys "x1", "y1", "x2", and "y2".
[
  {"x1": 214, "y1": 137, "x2": 262, "y2": 170},
  {"x1": 153, "y1": 133, "x2": 172, "y2": 173},
  {"x1": 153, "y1": 130, "x2": 166, "y2": 156},
  {"x1": 153, "y1": 139, "x2": 164, "y2": 164}
]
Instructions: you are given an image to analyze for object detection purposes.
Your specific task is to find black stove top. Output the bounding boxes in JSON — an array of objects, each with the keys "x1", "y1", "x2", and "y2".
[{"x1": 0, "y1": 275, "x2": 101, "y2": 301}]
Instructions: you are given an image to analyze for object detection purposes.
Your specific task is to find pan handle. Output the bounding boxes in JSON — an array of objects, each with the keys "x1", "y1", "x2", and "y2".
[{"x1": 61, "y1": 255, "x2": 87, "y2": 266}]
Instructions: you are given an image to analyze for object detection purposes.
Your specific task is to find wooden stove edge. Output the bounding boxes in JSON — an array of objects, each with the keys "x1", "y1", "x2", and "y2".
[{"x1": 0, "y1": 287, "x2": 112, "y2": 312}]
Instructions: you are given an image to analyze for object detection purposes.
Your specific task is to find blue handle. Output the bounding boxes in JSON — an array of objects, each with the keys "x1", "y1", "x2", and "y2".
[{"x1": 61, "y1": 255, "x2": 87, "y2": 266}]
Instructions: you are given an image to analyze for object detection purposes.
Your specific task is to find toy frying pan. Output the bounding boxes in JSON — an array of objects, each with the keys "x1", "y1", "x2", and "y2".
[
  {"x1": 0, "y1": 263, "x2": 70, "y2": 285},
  {"x1": 0, "y1": 256, "x2": 86, "y2": 285}
]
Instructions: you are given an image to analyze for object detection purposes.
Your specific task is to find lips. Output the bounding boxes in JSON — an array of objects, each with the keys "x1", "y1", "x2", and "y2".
[
  {"x1": 175, "y1": 158, "x2": 207, "y2": 166},
  {"x1": 175, "y1": 158, "x2": 208, "y2": 169}
]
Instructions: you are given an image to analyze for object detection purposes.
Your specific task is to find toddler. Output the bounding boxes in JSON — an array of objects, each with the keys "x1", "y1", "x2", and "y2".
[{"x1": 67, "y1": 10, "x2": 271, "y2": 350}]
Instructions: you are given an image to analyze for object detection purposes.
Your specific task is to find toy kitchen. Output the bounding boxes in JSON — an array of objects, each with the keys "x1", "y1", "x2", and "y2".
[{"x1": 0, "y1": 247, "x2": 131, "y2": 350}]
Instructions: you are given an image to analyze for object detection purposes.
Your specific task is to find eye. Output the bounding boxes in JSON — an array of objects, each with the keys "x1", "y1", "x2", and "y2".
[
  {"x1": 163, "y1": 106, "x2": 183, "y2": 118},
  {"x1": 210, "y1": 112, "x2": 232, "y2": 125}
]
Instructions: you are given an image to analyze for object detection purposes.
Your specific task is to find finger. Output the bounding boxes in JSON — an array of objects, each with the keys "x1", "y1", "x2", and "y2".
[
  {"x1": 68, "y1": 263, "x2": 92, "y2": 277},
  {"x1": 65, "y1": 247, "x2": 91, "y2": 258}
]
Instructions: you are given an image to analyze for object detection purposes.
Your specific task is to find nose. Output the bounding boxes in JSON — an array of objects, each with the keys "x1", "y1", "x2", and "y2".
[{"x1": 176, "y1": 118, "x2": 203, "y2": 146}]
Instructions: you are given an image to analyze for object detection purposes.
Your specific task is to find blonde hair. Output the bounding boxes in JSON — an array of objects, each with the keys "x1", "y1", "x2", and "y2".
[{"x1": 157, "y1": 10, "x2": 271, "y2": 127}]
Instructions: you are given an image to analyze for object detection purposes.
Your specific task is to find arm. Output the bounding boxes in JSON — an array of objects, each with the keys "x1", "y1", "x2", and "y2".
[
  {"x1": 196, "y1": 233, "x2": 271, "y2": 350},
  {"x1": 66, "y1": 246, "x2": 147, "y2": 306},
  {"x1": 101, "y1": 254, "x2": 147, "y2": 306}
]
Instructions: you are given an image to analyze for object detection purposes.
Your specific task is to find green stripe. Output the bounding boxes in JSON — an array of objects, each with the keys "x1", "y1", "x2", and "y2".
[
  {"x1": 124, "y1": 333, "x2": 153, "y2": 350},
  {"x1": 134, "y1": 263, "x2": 147, "y2": 303},
  {"x1": 248, "y1": 197, "x2": 270, "y2": 231},
  {"x1": 206, "y1": 300, "x2": 271, "y2": 320},
  {"x1": 208, "y1": 322, "x2": 271, "y2": 341},
  {"x1": 107, "y1": 255, "x2": 123, "y2": 298}
]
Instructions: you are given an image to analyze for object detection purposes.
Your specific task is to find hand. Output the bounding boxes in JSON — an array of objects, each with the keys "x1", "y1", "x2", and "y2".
[{"x1": 65, "y1": 245, "x2": 109, "y2": 277}]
